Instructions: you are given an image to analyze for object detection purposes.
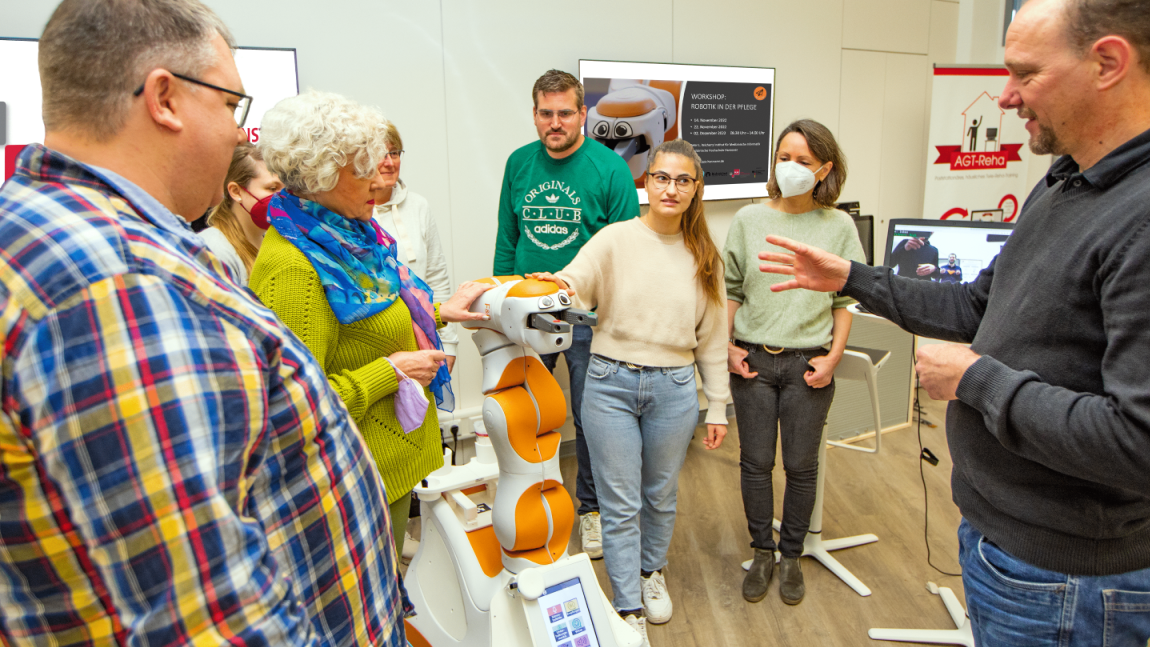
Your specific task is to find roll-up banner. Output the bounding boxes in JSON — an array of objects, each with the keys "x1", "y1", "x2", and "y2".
[{"x1": 922, "y1": 65, "x2": 1033, "y2": 222}]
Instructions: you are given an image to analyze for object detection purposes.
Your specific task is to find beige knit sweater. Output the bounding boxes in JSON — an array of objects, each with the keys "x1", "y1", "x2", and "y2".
[{"x1": 556, "y1": 218, "x2": 730, "y2": 425}]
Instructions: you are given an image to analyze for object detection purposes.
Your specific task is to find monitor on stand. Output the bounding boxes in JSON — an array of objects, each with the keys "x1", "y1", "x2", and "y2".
[{"x1": 883, "y1": 218, "x2": 1014, "y2": 285}]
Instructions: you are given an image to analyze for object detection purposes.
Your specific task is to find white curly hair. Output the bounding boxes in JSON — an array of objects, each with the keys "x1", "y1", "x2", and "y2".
[{"x1": 258, "y1": 89, "x2": 391, "y2": 194}]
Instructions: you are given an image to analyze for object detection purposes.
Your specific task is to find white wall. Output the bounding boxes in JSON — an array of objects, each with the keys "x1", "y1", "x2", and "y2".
[{"x1": 1, "y1": 0, "x2": 995, "y2": 424}]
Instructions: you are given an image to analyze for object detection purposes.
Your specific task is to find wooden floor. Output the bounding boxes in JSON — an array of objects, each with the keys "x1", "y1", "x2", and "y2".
[
  {"x1": 403, "y1": 391, "x2": 965, "y2": 646},
  {"x1": 561, "y1": 391, "x2": 964, "y2": 647}
]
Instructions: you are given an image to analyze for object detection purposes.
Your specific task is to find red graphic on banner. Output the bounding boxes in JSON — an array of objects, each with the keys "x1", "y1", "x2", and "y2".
[
  {"x1": 941, "y1": 207, "x2": 969, "y2": 220},
  {"x1": 931, "y1": 91, "x2": 1024, "y2": 171},
  {"x1": 934, "y1": 67, "x2": 1009, "y2": 76},
  {"x1": 4, "y1": 145, "x2": 29, "y2": 183},
  {"x1": 999, "y1": 194, "x2": 1019, "y2": 221},
  {"x1": 951, "y1": 152, "x2": 1007, "y2": 170},
  {"x1": 934, "y1": 142, "x2": 1023, "y2": 168},
  {"x1": 933, "y1": 145, "x2": 962, "y2": 164}
]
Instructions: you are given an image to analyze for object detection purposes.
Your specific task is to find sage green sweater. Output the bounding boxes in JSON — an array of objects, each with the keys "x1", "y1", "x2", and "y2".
[
  {"x1": 249, "y1": 228, "x2": 444, "y2": 504},
  {"x1": 723, "y1": 204, "x2": 866, "y2": 348}
]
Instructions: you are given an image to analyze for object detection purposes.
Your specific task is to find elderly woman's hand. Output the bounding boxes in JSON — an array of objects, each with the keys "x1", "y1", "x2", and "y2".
[
  {"x1": 439, "y1": 281, "x2": 496, "y2": 322},
  {"x1": 389, "y1": 350, "x2": 447, "y2": 386}
]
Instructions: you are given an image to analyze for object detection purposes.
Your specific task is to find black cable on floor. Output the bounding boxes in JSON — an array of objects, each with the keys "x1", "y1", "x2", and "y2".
[{"x1": 914, "y1": 382, "x2": 962, "y2": 578}]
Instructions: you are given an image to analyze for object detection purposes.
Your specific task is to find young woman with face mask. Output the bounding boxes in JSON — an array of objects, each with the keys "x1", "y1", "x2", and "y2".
[
  {"x1": 722, "y1": 119, "x2": 866, "y2": 607},
  {"x1": 201, "y1": 143, "x2": 284, "y2": 285},
  {"x1": 530, "y1": 139, "x2": 728, "y2": 646}
]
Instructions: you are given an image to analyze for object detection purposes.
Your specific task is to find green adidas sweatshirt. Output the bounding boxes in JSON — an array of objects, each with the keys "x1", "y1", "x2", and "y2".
[{"x1": 494, "y1": 138, "x2": 640, "y2": 276}]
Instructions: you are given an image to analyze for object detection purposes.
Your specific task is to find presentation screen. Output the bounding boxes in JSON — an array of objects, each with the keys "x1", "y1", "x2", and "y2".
[
  {"x1": 579, "y1": 59, "x2": 775, "y2": 204},
  {"x1": 883, "y1": 218, "x2": 1014, "y2": 284},
  {"x1": 2, "y1": 38, "x2": 297, "y2": 178}
]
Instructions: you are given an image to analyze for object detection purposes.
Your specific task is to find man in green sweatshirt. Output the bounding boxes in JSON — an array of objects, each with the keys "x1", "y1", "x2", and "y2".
[{"x1": 493, "y1": 69, "x2": 639, "y2": 561}]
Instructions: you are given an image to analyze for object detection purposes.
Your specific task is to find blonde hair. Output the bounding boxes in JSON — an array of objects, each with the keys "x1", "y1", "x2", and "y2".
[
  {"x1": 258, "y1": 90, "x2": 391, "y2": 194},
  {"x1": 206, "y1": 143, "x2": 263, "y2": 274},
  {"x1": 646, "y1": 140, "x2": 724, "y2": 306},
  {"x1": 385, "y1": 122, "x2": 404, "y2": 152}
]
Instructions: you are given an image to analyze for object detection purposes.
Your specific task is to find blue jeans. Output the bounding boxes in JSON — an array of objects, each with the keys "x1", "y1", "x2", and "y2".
[
  {"x1": 581, "y1": 355, "x2": 699, "y2": 611},
  {"x1": 539, "y1": 324, "x2": 597, "y2": 515},
  {"x1": 959, "y1": 518, "x2": 1150, "y2": 646}
]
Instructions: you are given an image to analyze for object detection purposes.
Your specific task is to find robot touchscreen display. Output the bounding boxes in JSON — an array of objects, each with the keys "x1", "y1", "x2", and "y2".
[{"x1": 534, "y1": 577, "x2": 601, "y2": 647}]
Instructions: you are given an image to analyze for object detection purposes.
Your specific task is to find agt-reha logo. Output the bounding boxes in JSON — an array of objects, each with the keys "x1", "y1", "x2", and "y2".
[
  {"x1": 521, "y1": 180, "x2": 583, "y2": 250},
  {"x1": 934, "y1": 91, "x2": 1023, "y2": 171}
]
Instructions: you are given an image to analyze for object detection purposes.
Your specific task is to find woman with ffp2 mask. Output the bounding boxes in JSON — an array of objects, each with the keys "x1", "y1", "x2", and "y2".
[{"x1": 722, "y1": 119, "x2": 866, "y2": 607}]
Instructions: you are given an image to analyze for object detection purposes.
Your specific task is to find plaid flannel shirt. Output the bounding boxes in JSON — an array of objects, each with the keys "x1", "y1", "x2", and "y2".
[{"x1": 0, "y1": 145, "x2": 407, "y2": 646}]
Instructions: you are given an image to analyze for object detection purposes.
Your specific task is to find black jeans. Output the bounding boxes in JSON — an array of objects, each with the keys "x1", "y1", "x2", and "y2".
[
  {"x1": 730, "y1": 345, "x2": 835, "y2": 558},
  {"x1": 540, "y1": 324, "x2": 597, "y2": 515}
]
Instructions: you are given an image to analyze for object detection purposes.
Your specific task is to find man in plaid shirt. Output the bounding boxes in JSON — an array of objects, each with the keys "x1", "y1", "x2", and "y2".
[{"x1": 0, "y1": 1, "x2": 408, "y2": 645}]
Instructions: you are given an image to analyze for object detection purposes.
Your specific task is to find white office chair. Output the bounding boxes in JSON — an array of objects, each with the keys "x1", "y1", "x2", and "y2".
[{"x1": 827, "y1": 346, "x2": 891, "y2": 453}]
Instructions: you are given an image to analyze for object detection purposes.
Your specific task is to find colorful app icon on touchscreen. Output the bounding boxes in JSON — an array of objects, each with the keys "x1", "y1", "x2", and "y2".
[
  {"x1": 548, "y1": 605, "x2": 564, "y2": 623},
  {"x1": 565, "y1": 599, "x2": 580, "y2": 615}
]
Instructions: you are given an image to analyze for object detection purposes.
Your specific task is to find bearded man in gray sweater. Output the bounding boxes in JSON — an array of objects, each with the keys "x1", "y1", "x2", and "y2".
[{"x1": 758, "y1": 0, "x2": 1150, "y2": 642}]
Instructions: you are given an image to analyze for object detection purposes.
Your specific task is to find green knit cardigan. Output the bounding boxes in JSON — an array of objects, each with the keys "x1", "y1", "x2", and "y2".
[{"x1": 250, "y1": 228, "x2": 444, "y2": 504}]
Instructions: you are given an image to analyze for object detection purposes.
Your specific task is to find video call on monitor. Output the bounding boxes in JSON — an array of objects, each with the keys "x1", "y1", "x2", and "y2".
[{"x1": 883, "y1": 218, "x2": 1015, "y2": 284}]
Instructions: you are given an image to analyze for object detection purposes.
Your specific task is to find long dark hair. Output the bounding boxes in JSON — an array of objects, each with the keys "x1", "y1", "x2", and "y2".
[{"x1": 646, "y1": 139, "x2": 724, "y2": 306}]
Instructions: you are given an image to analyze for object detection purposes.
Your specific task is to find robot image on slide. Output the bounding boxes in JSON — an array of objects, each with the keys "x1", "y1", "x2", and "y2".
[
  {"x1": 403, "y1": 276, "x2": 642, "y2": 647},
  {"x1": 586, "y1": 80, "x2": 682, "y2": 186}
]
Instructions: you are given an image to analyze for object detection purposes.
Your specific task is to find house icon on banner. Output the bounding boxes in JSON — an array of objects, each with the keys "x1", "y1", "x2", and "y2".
[{"x1": 961, "y1": 92, "x2": 1004, "y2": 152}]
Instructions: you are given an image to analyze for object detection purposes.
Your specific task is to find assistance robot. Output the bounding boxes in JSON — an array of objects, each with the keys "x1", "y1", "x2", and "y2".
[{"x1": 404, "y1": 276, "x2": 642, "y2": 647}]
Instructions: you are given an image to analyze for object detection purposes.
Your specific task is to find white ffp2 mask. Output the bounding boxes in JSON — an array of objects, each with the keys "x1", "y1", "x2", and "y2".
[{"x1": 774, "y1": 161, "x2": 827, "y2": 199}]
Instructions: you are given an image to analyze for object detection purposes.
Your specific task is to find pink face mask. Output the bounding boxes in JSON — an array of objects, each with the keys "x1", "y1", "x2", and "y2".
[
  {"x1": 386, "y1": 360, "x2": 430, "y2": 434},
  {"x1": 239, "y1": 185, "x2": 274, "y2": 230}
]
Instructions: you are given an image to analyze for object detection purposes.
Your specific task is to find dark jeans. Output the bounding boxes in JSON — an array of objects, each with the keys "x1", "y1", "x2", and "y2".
[
  {"x1": 540, "y1": 324, "x2": 597, "y2": 515},
  {"x1": 730, "y1": 345, "x2": 835, "y2": 558}
]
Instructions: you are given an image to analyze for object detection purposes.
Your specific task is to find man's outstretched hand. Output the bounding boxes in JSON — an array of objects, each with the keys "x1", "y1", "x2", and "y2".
[{"x1": 757, "y1": 235, "x2": 852, "y2": 293}]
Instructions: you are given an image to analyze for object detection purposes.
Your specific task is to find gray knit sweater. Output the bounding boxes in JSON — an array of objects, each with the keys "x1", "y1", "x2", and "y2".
[{"x1": 843, "y1": 127, "x2": 1150, "y2": 576}]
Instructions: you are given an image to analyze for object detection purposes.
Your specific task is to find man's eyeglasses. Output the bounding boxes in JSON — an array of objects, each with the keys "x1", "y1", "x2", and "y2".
[
  {"x1": 133, "y1": 72, "x2": 253, "y2": 128},
  {"x1": 535, "y1": 109, "x2": 580, "y2": 123},
  {"x1": 382, "y1": 150, "x2": 404, "y2": 162},
  {"x1": 647, "y1": 172, "x2": 697, "y2": 191}
]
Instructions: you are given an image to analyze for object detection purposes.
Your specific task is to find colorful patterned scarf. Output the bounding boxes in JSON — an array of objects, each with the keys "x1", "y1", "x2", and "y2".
[{"x1": 268, "y1": 191, "x2": 453, "y2": 411}]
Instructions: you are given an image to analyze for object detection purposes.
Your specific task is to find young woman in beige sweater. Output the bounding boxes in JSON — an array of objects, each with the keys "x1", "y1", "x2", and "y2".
[{"x1": 531, "y1": 139, "x2": 728, "y2": 644}]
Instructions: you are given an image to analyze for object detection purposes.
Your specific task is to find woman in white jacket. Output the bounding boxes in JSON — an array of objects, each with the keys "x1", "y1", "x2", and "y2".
[{"x1": 372, "y1": 123, "x2": 459, "y2": 370}]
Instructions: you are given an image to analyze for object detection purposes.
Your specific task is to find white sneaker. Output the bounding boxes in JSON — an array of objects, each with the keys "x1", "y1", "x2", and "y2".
[
  {"x1": 623, "y1": 613, "x2": 649, "y2": 646},
  {"x1": 579, "y1": 512, "x2": 603, "y2": 559},
  {"x1": 641, "y1": 570, "x2": 672, "y2": 624}
]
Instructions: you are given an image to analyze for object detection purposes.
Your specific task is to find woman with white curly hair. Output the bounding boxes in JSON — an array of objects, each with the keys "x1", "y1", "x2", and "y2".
[{"x1": 249, "y1": 90, "x2": 490, "y2": 552}]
